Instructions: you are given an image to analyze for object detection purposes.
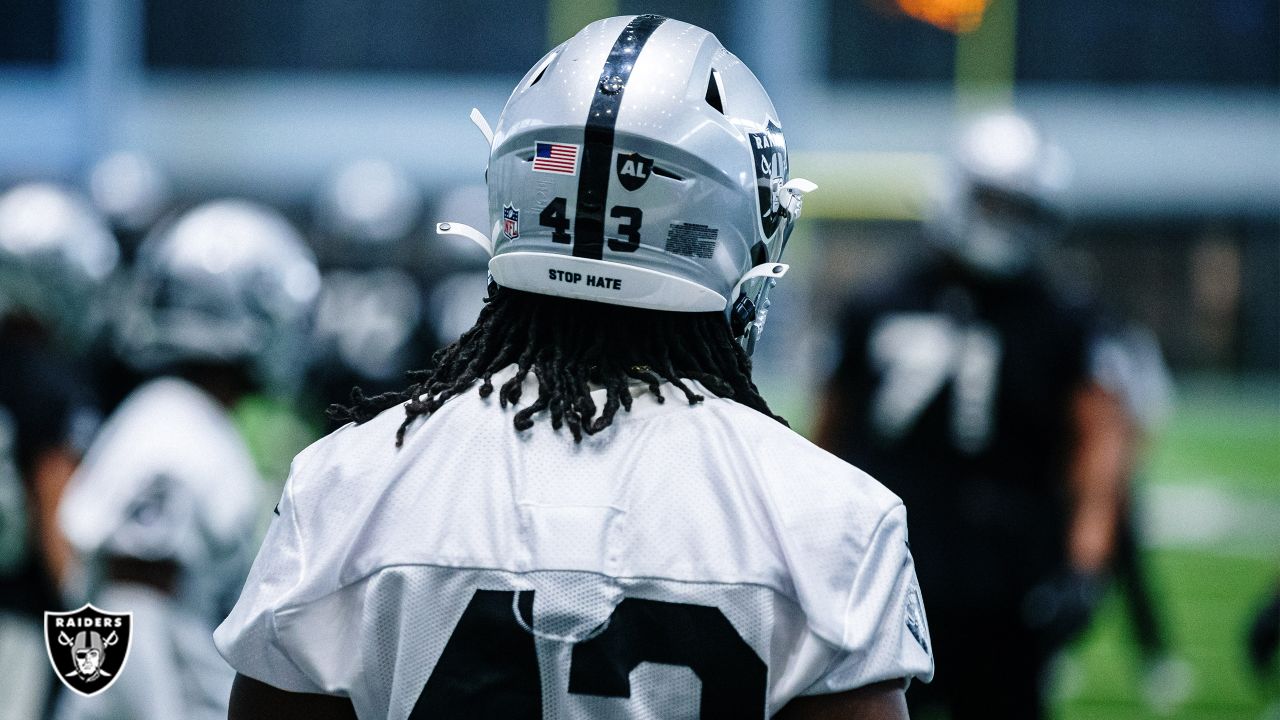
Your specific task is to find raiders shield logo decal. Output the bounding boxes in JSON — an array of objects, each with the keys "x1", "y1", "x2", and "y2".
[
  {"x1": 45, "y1": 604, "x2": 132, "y2": 696},
  {"x1": 615, "y1": 151, "x2": 653, "y2": 191},
  {"x1": 747, "y1": 120, "x2": 788, "y2": 239}
]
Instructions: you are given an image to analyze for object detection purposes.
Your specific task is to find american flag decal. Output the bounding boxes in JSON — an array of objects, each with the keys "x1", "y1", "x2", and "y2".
[{"x1": 532, "y1": 142, "x2": 580, "y2": 175}]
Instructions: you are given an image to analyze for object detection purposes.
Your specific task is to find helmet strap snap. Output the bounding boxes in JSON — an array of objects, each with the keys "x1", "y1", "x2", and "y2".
[{"x1": 730, "y1": 294, "x2": 756, "y2": 339}]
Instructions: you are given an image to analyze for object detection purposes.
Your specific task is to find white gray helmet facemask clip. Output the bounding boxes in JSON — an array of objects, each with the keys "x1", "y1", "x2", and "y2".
[{"x1": 434, "y1": 15, "x2": 814, "y2": 355}]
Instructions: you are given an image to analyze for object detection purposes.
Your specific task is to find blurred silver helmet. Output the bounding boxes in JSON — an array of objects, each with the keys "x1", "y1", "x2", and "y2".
[
  {"x1": 0, "y1": 182, "x2": 119, "y2": 344},
  {"x1": 116, "y1": 200, "x2": 321, "y2": 392},
  {"x1": 312, "y1": 267, "x2": 423, "y2": 382},
  {"x1": 313, "y1": 158, "x2": 423, "y2": 254},
  {"x1": 88, "y1": 151, "x2": 173, "y2": 235},
  {"x1": 926, "y1": 112, "x2": 1072, "y2": 277},
  {"x1": 438, "y1": 15, "x2": 815, "y2": 353}
]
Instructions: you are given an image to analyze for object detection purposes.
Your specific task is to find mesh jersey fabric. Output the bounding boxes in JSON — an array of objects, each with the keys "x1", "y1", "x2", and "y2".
[{"x1": 215, "y1": 366, "x2": 933, "y2": 718}]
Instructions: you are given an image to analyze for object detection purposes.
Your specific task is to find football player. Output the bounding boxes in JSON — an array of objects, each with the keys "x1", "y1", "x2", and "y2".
[
  {"x1": 815, "y1": 113, "x2": 1129, "y2": 720},
  {"x1": 0, "y1": 183, "x2": 117, "y2": 720},
  {"x1": 1093, "y1": 323, "x2": 1195, "y2": 710},
  {"x1": 55, "y1": 200, "x2": 320, "y2": 720},
  {"x1": 216, "y1": 16, "x2": 933, "y2": 720},
  {"x1": 84, "y1": 150, "x2": 175, "y2": 414}
]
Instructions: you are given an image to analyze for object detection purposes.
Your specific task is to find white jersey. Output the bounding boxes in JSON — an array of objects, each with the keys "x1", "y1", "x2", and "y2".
[
  {"x1": 59, "y1": 378, "x2": 261, "y2": 720},
  {"x1": 216, "y1": 367, "x2": 933, "y2": 719},
  {"x1": 61, "y1": 378, "x2": 260, "y2": 614}
]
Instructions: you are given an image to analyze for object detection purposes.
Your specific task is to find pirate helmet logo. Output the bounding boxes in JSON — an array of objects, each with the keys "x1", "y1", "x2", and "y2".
[
  {"x1": 44, "y1": 604, "x2": 132, "y2": 696},
  {"x1": 748, "y1": 120, "x2": 788, "y2": 240}
]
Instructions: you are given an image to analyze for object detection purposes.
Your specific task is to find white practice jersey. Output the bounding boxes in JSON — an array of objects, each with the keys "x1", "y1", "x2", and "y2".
[
  {"x1": 216, "y1": 367, "x2": 933, "y2": 719},
  {"x1": 61, "y1": 378, "x2": 261, "y2": 617}
]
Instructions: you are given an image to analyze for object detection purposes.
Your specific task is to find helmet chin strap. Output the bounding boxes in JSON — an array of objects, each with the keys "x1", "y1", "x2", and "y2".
[
  {"x1": 433, "y1": 109, "x2": 498, "y2": 259},
  {"x1": 730, "y1": 178, "x2": 816, "y2": 351},
  {"x1": 469, "y1": 108, "x2": 494, "y2": 148},
  {"x1": 730, "y1": 262, "x2": 789, "y2": 301},
  {"x1": 436, "y1": 222, "x2": 494, "y2": 258},
  {"x1": 729, "y1": 263, "x2": 789, "y2": 352}
]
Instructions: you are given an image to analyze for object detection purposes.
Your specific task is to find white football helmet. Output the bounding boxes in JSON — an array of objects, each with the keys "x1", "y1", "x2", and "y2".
[
  {"x1": 926, "y1": 112, "x2": 1072, "y2": 278},
  {"x1": 312, "y1": 157, "x2": 424, "y2": 258},
  {"x1": 311, "y1": 267, "x2": 423, "y2": 382},
  {"x1": 88, "y1": 150, "x2": 173, "y2": 235},
  {"x1": 115, "y1": 200, "x2": 321, "y2": 393},
  {"x1": 0, "y1": 182, "x2": 119, "y2": 345},
  {"x1": 437, "y1": 15, "x2": 815, "y2": 353}
]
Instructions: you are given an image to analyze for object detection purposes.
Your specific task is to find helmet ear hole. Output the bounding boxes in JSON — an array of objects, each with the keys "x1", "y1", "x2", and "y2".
[
  {"x1": 524, "y1": 52, "x2": 557, "y2": 90},
  {"x1": 705, "y1": 68, "x2": 725, "y2": 114},
  {"x1": 529, "y1": 63, "x2": 550, "y2": 88}
]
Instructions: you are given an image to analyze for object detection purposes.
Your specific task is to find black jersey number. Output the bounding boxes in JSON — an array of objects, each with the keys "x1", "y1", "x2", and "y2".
[
  {"x1": 538, "y1": 197, "x2": 642, "y2": 254},
  {"x1": 606, "y1": 205, "x2": 642, "y2": 253},
  {"x1": 411, "y1": 590, "x2": 766, "y2": 719},
  {"x1": 540, "y1": 197, "x2": 572, "y2": 245}
]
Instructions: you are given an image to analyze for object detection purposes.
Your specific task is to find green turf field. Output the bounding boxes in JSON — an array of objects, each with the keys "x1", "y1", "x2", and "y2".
[{"x1": 1054, "y1": 375, "x2": 1280, "y2": 720}]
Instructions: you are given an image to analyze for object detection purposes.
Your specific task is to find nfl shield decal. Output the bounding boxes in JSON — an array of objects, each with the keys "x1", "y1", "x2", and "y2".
[
  {"x1": 45, "y1": 604, "x2": 133, "y2": 697},
  {"x1": 503, "y1": 204, "x2": 520, "y2": 240}
]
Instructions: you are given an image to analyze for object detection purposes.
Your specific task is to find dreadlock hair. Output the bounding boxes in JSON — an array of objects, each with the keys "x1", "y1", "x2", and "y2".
[{"x1": 328, "y1": 287, "x2": 785, "y2": 445}]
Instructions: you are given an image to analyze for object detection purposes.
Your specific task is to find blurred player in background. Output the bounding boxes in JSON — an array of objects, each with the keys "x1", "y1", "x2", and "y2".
[
  {"x1": 55, "y1": 200, "x2": 320, "y2": 720},
  {"x1": 306, "y1": 158, "x2": 435, "y2": 423},
  {"x1": 1092, "y1": 323, "x2": 1196, "y2": 711},
  {"x1": 1249, "y1": 581, "x2": 1280, "y2": 677},
  {"x1": 216, "y1": 16, "x2": 932, "y2": 719},
  {"x1": 0, "y1": 183, "x2": 117, "y2": 720},
  {"x1": 816, "y1": 113, "x2": 1129, "y2": 720},
  {"x1": 84, "y1": 151, "x2": 176, "y2": 414},
  {"x1": 86, "y1": 151, "x2": 173, "y2": 262}
]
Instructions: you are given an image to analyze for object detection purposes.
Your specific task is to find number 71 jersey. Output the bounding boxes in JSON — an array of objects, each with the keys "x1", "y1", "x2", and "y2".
[{"x1": 214, "y1": 371, "x2": 934, "y2": 718}]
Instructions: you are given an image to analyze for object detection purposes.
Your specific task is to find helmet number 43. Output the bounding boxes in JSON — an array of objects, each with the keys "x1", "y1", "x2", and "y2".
[{"x1": 540, "y1": 197, "x2": 642, "y2": 254}]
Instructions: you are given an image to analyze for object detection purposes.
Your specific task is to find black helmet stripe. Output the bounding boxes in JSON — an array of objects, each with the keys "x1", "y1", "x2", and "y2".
[{"x1": 572, "y1": 14, "x2": 667, "y2": 260}]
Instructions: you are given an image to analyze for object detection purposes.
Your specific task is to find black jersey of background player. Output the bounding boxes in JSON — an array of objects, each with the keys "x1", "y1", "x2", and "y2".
[
  {"x1": 826, "y1": 257, "x2": 1100, "y2": 609},
  {"x1": 0, "y1": 327, "x2": 100, "y2": 617}
]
